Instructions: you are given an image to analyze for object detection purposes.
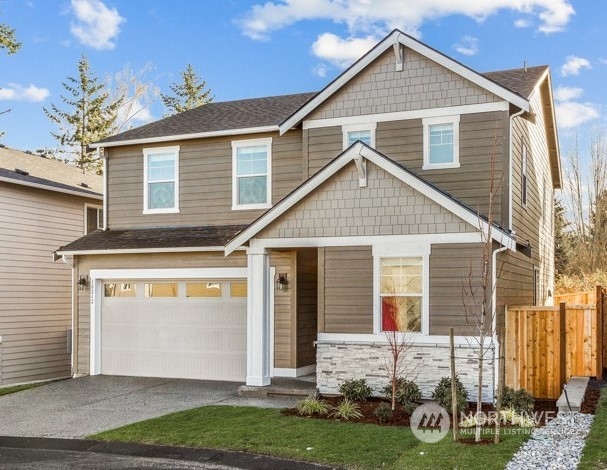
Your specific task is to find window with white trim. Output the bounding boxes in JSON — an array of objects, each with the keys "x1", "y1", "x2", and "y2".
[
  {"x1": 232, "y1": 138, "x2": 272, "y2": 210},
  {"x1": 143, "y1": 146, "x2": 180, "y2": 214},
  {"x1": 85, "y1": 204, "x2": 103, "y2": 234},
  {"x1": 522, "y1": 144, "x2": 528, "y2": 207},
  {"x1": 422, "y1": 116, "x2": 460, "y2": 169},
  {"x1": 379, "y1": 257, "x2": 423, "y2": 333},
  {"x1": 342, "y1": 123, "x2": 376, "y2": 149}
]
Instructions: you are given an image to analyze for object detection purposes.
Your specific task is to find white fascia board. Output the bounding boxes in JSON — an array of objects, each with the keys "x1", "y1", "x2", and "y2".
[
  {"x1": 0, "y1": 176, "x2": 102, "y2": 200},
  {"x1": 279, "y1": 30, "x2": 528, "y2": 133},
  {"x1": 90, "y1": 267, "x2": 247, "y2": 280},
  {"x1": 225, "y1": 142, "x2": 516, "y2": 254},
  {"x1": 304, "y1": 102, "x2": 509, "y2": 130},
  {"x1": 56, "y1": 246, "x2": 244, "y2": 256},
  {"x1": 89, "y1": 126, "x2": 278, "y2": 149}
]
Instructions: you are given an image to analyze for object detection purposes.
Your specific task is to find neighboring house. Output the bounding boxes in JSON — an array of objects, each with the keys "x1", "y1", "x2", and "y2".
[
  {"x1": 56, "y1": 30, "x2": 560, "y2": 401},
  {"x1": 0, "y1": 146, "x2": 102, "y2": 386}
]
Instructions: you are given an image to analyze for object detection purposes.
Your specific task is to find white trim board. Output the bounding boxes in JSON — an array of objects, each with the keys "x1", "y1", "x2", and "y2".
[
  {"x1": 90, "y1": 126, "x2": 278, "y2": 149},
  {"x1": 317, "y1": 333, "x2": 494, "y2": 348},
  {"x1": 56, "y1": 246, "x2": 241, "y2": 256},
  {"x1": 273, "y1": 365, "x2": 316, "y2": 378},
  {"x1": 280, "y1": 29, "x2": 529, "y2": 134},
  {"x1": 226, "y1": 142, "x2": 516, "y2": 254},
  {"x1": 0, "y1": 175, "x2": 102, "y2": 200},
  {"x1": 304, "y1": 102, "x2": 509, "y2": 130}
]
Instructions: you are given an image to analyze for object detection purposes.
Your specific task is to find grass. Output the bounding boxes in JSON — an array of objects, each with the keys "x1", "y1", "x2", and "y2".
[
  {"x1": 91, "y1": 406, "x2": 530, "y2": 469},
  {"x1": 0, "y1": 382, "x2": 47, "y2": 396},
  {"x1": 580, "y1": 389, "x2": 607, "y2": 469}
]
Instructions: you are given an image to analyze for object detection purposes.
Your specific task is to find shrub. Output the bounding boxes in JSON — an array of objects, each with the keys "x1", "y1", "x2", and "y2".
[
  {"x1": 330, "y1": 399, "x2": 363, "y2": 420},
  {"x1": 382, "y1": 378, "x2": 422, "y2": 410},
  {"x1": 432, "y1": 376, "x2": 468, "y2": 413},
  {"x1": 339, "y1": 378, "x2": 372, "y2": 402},
  {"x1": 374, "y1": 402, "x2": 393, "y2": 423},
  {"x1": 296, "y1": 397, "x2": 329, "y2": 416},
  {"x1": 501, "y1": 387, "x2": 534, "y2": 414}
]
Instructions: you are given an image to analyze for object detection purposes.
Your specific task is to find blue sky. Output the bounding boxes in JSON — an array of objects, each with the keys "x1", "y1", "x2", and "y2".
[{"x1": 0, "y1": 0, "x2": 604, "y2": 155}]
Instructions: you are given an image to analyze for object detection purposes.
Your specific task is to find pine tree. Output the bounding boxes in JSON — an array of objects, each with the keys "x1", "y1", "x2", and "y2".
[
  {"x1": 554, "y1": 198, "x2": 573, "y2": 275},
  {"x1": 44, "y1": 55, "x2": 123, "y2": 172},
  {"x1": 161, "y1": 64, "x2": 213, "y2": 116}
]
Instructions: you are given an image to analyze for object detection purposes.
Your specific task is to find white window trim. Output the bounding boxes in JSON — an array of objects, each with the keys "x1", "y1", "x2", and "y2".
[
  {"x1": 422, "y1": 115, "x2": 460, "y2": 170},
  {"x1": 84, "y1": 203, "x2": 103, "y2": 235},
  {"x1": 232, "y1": 137, "x2": 272, "y2": 211},
  {"x1": 143, "y1": 146, "x2": 180, "y2": 214},
  {"x1": 342, "y1": 122, "x2": 376, "y2": 150},
  {"x1": 372, "y1": 242, "x2": 430, "y2": 336}
]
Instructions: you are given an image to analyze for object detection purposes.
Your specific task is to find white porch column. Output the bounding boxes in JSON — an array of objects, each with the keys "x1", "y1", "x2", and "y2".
[{"x1": 246, "y1": 248, "x2": 271, "y2": 386}]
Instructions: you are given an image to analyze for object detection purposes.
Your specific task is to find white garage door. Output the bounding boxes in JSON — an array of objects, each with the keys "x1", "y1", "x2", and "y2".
[{"x1": 100, "y1": 279, "x2": 247, "y2": 381}]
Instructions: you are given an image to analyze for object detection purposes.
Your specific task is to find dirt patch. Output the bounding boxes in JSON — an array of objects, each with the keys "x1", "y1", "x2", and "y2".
[{"x1": 580, "y1": 377, "x2": 607, "y2": 414}]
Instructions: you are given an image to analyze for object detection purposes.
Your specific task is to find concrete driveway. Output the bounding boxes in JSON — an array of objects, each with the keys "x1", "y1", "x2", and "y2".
[{"x1": 0, "y1": 376, "x2": 298, "y2": 439}]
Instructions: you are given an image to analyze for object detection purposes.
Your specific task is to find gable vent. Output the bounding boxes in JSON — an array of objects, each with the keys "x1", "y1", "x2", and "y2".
[{"x1": 15, "y1": 168, "x2": 29, "y2": 176}]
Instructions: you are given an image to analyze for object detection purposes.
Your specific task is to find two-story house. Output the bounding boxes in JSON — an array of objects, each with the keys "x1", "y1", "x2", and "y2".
[
  {"x1": 0, "y1": 146, "x2": 102, "y2": 386},
  {"x1": 56, "y1": 30, "x2": 560, "y2": 401}
]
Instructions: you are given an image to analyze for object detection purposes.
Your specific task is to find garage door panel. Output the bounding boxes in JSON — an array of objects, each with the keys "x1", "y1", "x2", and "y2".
[{"x1": 100, "y1": 280, "x2": 247, "y2": 382}]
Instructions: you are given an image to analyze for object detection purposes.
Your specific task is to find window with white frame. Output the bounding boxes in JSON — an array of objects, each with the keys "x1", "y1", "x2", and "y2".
[
  {"x1": 85, "y1": 204, "x2": 103, "y2": 234},
  {"x1": 379, "y1": 257, "x2": 423, "y2": 333},
  {"x1": 522, "y1": 144, "x2": 528, "y2": 207},
  {"x1": 143, "y1": 146, "x2": 179, "y2": 214},
  {"x1": 422, "y1": 116, "x2": 460, "y2": 169},
  {"x1": 342, "y1": 123, "x2": 376, "y2": 149},
  {"x1": 232, "y1": 138, "x2": 272, "y2": 209}
]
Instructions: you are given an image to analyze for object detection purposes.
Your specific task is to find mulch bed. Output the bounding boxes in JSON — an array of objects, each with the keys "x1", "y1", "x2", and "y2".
[
  {"x1": 283, "y1": 395, "x2": 558, "y2": 428},
  {"x1": 580, "y1": 376, "x2": 607, "y2": 414}
]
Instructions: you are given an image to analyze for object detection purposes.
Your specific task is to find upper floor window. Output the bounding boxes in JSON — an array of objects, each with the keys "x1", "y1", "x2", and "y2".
[
  {"x1": 143, "y1": 146, "x2": 180, "y2": 214},
  {"x1": 342, "y1": 123, "x2": 376, "y2": 149},
  {"x1": 522, "y1": 144, "x2": 528, "y2": 207},
  {"x1": 422, "y1": 116, "x2": 460, "y2": 170},
  {"x1": 232, "y1": 138, "x2": 272, "y2": 210},
  {"x1": 85, "y1": 204, "x2": 103, "y2": 234}
]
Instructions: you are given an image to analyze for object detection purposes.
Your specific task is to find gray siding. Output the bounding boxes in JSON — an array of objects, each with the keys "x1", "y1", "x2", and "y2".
[
  {"x1": 108, "y1": 130, "x2": 303, "y2": 229},
  {"x1": 308, "y1": 48, "x2": 500, "y2": 120},
  {"x1": 0, "y1": 183, "x2": 97, "y2": 385},
  {"x1": 321, "y1": 246, "x2": 373, "y2": 334}
]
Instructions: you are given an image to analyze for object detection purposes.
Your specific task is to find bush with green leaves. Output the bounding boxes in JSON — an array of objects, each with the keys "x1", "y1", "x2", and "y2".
[
  {"x1": 339, "y1": 378, "x2": 372, "y2": 402},
  {"x1": 501, "y1": 386, "x2": 534, "y2": 414},
  {"x1": 382, "y1": 378, "x2": 422, "y2": 412},
  {"x1": 296, "y1": 397, "x2": 329, "y2": 416},
  {"x1": 374, "y1": 402, "x2": 393, "y2": 423},
  {"x1": 432, "y1": 376, "x2": 468, "y2": 413},
  {"x1": 330, "y1": 399, "x2": 363, "y2": 420}
]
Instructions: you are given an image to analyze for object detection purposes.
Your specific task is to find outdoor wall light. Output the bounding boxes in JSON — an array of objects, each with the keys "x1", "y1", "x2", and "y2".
[
  {"x1": 77, "y1": 275, "x2": 89, "y2": 291},
  {"x1": 275, "y1": 273, "x2": 289, "y2": 291}
]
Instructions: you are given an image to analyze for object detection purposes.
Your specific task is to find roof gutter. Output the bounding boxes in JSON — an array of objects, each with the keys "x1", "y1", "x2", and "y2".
[
  {"x1": 0, "y1": 175, "x2": 102, "y2": 200},
  {"x1": 89, "y1": 125, "x2": 279, "y2": 149},
  {"x1": 55, "y1": 245, "x2": 246, "y2": 257}
]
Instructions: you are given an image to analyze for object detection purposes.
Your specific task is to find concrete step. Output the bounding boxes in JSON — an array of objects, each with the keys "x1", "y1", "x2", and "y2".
[
  {"x1": 556, "y1": 376, "x2": 590, "y2": 412},
  {"x1": 238, "y1": 377, "x2": 317, "y2": 399}
]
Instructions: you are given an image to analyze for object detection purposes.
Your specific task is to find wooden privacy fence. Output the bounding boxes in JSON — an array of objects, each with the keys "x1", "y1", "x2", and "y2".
[{"x1": 505, "y1": 287, "x2": 605, "y2": 399}]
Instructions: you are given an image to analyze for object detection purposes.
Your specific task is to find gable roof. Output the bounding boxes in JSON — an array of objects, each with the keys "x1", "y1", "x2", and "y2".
[
  {"x1": 56, "y1": 224, "x2": 248, "y2": 255},
  {"x1": 91, "y1": 92, "x2": 317, "y2": 148},
  {"x1": 0, "y1": 146, "x2": 102, "y2": 199},
  {"x1": 278, "y1": 29, "x2": 531, "y2": 134},
  {"x1": 482, "y1": 65, "x2": 549, "y2": 100},
  {"x1": 225, "y1": 142, "x2": 516, "y2": 255}
]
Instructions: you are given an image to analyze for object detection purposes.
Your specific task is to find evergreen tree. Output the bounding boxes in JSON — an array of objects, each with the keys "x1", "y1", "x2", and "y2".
[
  {"x1": 0, "y1": 11, "x2": 20, "y2": 55},
  {"x1": 161, "y1": 64, "x2": 213, "y2": 116},
  {"x1": 554, "y1": 198, "x2": 573, "y2": 275},
  {"x1": 44, "y1": 55, "x2": 122, "y2": 172}
]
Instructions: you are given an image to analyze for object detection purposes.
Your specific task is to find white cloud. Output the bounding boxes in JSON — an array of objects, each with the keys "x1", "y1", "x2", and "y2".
[
  {"x1": 0, "y1": 83, "x2": 50, "y2": 102},
  {"x1": 454, "y1": 35, "x2": 478, "y2": 56},
  {"x1": 554, "y1": 86, "x2": 583, "y2": 102},
  {"x1": 70, "y1": 0, "x2": 125, "y2": 50},
  {"x1": 561, "y1": 55, "x2": 591, "y2": 76},
  {"x1": 555, "y1": 101, "x2": 599, "y2": 129},
  {"x1": 514, "y1": 18, "x2": 532, "y2": 28},
  {"x1": 312, "y1": 63, "x2": 328, "y2": 78},
  {"x1": 239, "y1": 0, "x2": 575, "y2": 41},
  {"x1": 311, "y1": 33, "x2": 377, "y2": 68}
]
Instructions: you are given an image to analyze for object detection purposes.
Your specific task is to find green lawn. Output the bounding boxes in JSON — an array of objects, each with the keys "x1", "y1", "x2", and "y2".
[
  {"x1": 580, "y1": 389, "x2": 607, "y2": 469},
  {"x1": 0, "y1": 382, "x2": 46, "y2": 396},
  {"x1": 91, "y1": 406, "x2": 530, "y2": 469}
]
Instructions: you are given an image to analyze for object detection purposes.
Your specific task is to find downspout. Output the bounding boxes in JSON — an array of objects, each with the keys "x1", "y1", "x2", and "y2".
[
  {"x1": 101, "y1": 148, "x2": 108, "y2": 231},
  {"x1": 492, "y1": 245, "x2": 508, "y2": 400},
  {"x1": 508, "y1": 109, "x2": 526, "y2": 230},
  {"x1": 60, "y1": 255, "x2": 77, "y2": 377}
]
